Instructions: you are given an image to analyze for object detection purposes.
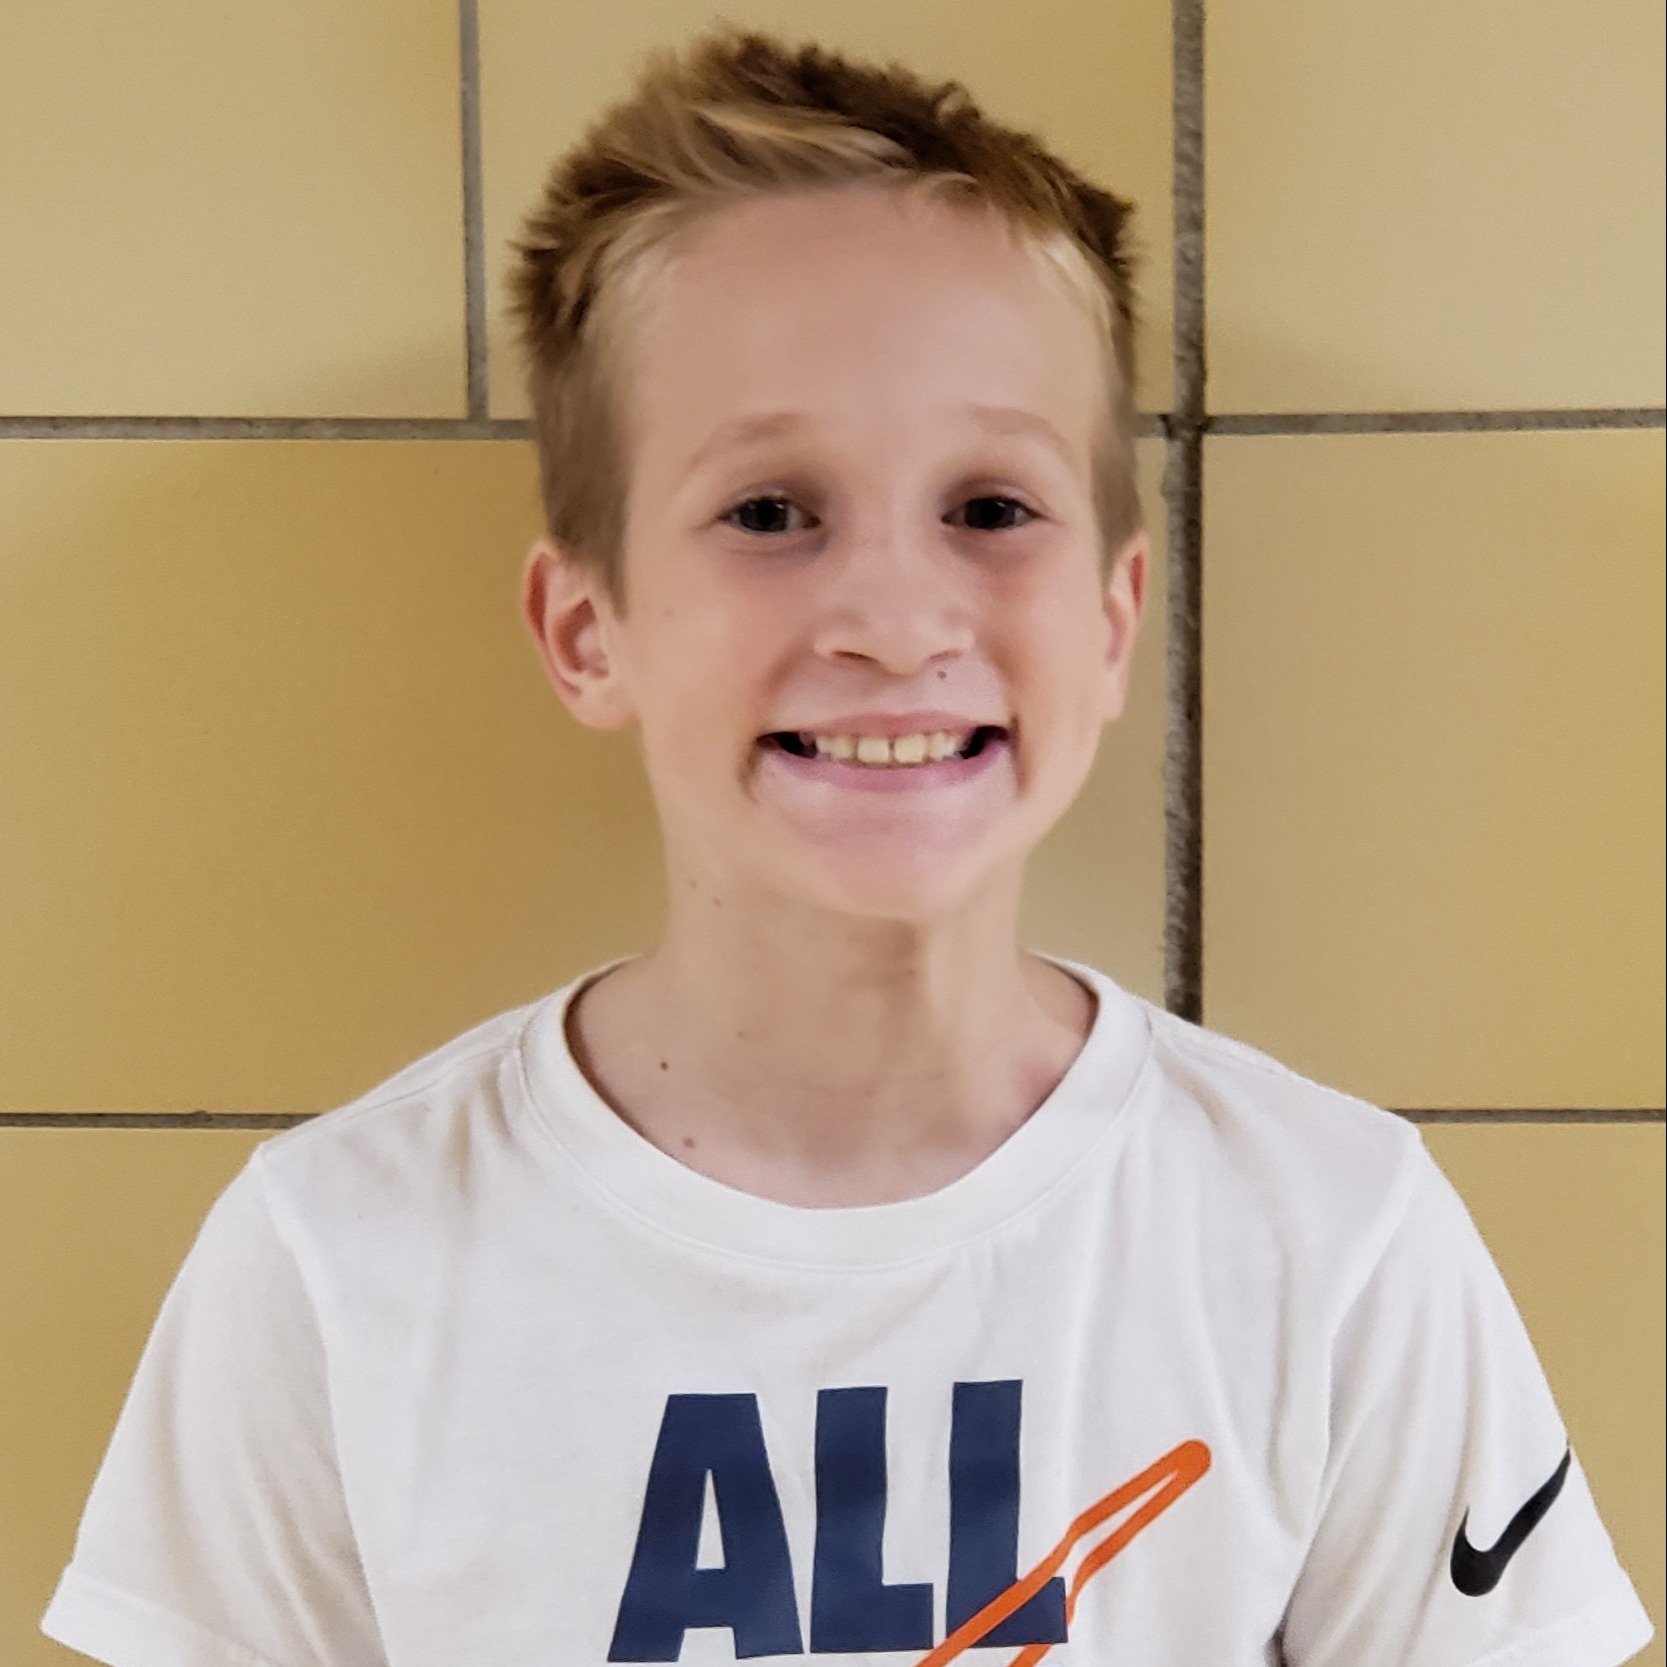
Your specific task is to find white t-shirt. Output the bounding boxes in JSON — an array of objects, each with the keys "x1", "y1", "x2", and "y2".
[{"x1": 42, "y1": 955, "x2": 1654, "y2": 1666}]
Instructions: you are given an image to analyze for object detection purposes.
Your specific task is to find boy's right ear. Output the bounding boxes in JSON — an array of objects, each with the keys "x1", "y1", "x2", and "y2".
[{"x1": 519, "y1": 537, "x2": 635, "y2": 731}]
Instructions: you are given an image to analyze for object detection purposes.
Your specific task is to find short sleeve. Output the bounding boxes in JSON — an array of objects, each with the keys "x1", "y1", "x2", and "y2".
[
  {"x1": 40, "y1": 1148, "x2": 388, "y2": 1667},
  {"x1": 1280, "y1": 1139, "x2": 1654, "y2": 1667}
]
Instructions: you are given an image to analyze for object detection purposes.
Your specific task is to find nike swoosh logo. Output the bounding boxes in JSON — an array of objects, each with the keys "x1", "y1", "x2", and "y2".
[{"x1": 1450, "y1": 1447, "x2": 1571, "y2": 1596}]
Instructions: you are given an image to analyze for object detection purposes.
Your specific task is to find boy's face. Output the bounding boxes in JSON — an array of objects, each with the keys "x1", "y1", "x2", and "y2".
[{"x1": 524, "y1": 183, "x2": 1145, "y2": 925}]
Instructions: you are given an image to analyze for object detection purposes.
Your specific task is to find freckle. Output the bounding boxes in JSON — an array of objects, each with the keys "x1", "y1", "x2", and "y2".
[{"x1": 681, "y1": 1136, "x2": 696, "y2": 1149}]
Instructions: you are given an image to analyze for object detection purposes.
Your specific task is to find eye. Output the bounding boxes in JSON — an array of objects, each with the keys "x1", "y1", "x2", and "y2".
[
  {"x1": 718, "y1": 493, "x2": 1039, "y2": 537},
  {"x1": 722, "y1": 495, "x2": 810, "y2": 536},
  {"x1": 954, "y1": 495, "x2": 1038, "y2": 532}
]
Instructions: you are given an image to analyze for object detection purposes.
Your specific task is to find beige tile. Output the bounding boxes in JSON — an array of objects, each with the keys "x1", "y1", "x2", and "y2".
[
  {"x1": 0, "y1": 1128, "x2": 273, "y2": 1666},
  {"x1": 1424, "y1": 1122, "x2": 1665, "y2": 1661},
  {"x1": 1202, "y1": 430, "x2": 1665, "y2": 1109},
  {"x1": 1207, "y1": 0, "x2": 1666, "y2": 412},
  {"x1": 0, "y1": 4, "x2": 466, "y2": 417},
  {"x1": 479, "y1": 0, "x2": 1173, "y2": 419},
  {"x1": 0, "y1": 442, "x2": 665, "y2": 1113},
  {"x1": 0, "y1": 433, "x2": 1166, "y2": 1111},
  {"x1": 1022, "y1": 440, "x2": 1167, "y2": 1004}
]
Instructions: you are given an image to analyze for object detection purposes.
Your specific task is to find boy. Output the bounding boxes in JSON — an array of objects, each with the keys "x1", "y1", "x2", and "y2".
[{"x1": 42, "y1": 26, "x2": 1654, "y2": 1667}]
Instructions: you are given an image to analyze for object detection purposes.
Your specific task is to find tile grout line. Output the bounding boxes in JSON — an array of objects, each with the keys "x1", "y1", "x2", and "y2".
[
  {"x1": 0, "y1": 417, "x2": 530, "y2": 440},
  {"x1": 1211, "y1": 408, "x2": 1665, "y2": 435},
  {"x1": 1164, "y1": 0, "x2": 1207, "y2": 1024},
  {"x1": 1394, "y1": 1109, "x2": 1667, "y2": 1125},
  {"x1": 458, "y1": 0, "x2": 490, "y2": 423},
  {"x1": 0, "y1": 411, "x2": 1657, "y2": 441},
  {"x1": 2, "y1": 1109, "x2": 1660, "y2": 1130},
  {"x1": 0, "y1": 1113, "x2": 322, "y2": 1130}
]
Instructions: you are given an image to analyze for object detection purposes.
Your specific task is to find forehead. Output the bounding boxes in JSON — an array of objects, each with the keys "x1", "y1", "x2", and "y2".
[{"x1": 619, "y1": 184, "x2": 1104, "y2": 491}]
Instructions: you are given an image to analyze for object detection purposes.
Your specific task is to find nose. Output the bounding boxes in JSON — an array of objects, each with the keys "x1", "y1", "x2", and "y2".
[{"x1": 809, "y1": 516, "x2": 977, "y2": 675}]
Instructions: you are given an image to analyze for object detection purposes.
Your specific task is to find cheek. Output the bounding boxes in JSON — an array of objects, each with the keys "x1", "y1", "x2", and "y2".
[
  {"x1": 1019, "y1": 619, "x2": 1116, "y2": 782},
  {"x1": 1025, "y1": 590, "x2": 1111, "y2": 696},
  {"x1": 632, "y1": 590, "x2": 777, "y2": 746}
]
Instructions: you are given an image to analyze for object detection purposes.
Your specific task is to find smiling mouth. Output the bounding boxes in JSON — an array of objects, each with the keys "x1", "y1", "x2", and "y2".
[{"x1": 761, "y1": 725, "x2": 1008, "y2": 765}]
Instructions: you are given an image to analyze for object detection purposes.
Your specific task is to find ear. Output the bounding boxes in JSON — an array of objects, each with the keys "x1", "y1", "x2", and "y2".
[
  {"x1": 1098, "y1": 528, "x2": 1149, "y2": 724},
  {"x1": 519, "y1": 537, "x2": 636, "y2": 731}
]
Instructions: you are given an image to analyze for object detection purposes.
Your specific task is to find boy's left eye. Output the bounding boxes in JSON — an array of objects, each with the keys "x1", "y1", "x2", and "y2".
[
  {"x1": 720, "y1": 494, "x2": 1037, "y2": 537},
  {"x1": 957, "y1": 495, "x2": 1037, "y2": 532}
]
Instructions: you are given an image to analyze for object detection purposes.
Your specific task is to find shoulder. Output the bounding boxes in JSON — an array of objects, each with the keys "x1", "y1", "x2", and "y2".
[
  {"x1": 239, "y1": 989, "x2": 559, "y2": 1233},
  {"x1": 1142, "y1": 1000, "x2": 1421, "y2": 1163},
  {"x1": 1117, "y1": 987, "x2": 1438, "y2": 1289}
]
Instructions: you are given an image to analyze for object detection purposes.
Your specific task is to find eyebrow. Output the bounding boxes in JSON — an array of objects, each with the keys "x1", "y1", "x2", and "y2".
[{"x1": 678, "y1": 403, "x2": 1077, "y2": 484}]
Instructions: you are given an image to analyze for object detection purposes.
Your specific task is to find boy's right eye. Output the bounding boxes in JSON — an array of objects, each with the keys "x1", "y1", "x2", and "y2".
[{"x1": 722, "y1": 495, "x2": 809, "y2": 536}]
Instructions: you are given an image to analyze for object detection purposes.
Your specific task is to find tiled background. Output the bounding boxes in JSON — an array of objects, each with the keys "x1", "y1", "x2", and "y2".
[{"x1": 1, "y1": 1, "x2": 1660, "y2": 1661}]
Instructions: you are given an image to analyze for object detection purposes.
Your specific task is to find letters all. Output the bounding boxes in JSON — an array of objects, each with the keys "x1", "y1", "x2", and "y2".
[{"x1": 608, "y1": 1380, "x2": 1067, "y2": 1661}]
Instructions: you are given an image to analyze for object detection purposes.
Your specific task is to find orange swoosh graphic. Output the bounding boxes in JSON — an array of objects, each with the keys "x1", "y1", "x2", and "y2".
[{"x1": 913, "y1": 1439, "x2": 1212, "y2": 1667}]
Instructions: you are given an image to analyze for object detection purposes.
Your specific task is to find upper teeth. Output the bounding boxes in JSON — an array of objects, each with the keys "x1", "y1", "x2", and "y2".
[{"x1": 810, "y1": 731, "x2": 969, "y2": 765}]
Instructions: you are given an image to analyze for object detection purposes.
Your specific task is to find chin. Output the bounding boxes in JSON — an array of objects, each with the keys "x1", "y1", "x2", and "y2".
[{"x1": 790, "y1": 843, "x2": 1020, "y2": 926}]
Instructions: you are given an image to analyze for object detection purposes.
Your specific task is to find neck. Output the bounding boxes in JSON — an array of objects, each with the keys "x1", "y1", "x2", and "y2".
[{"x1": 567, "y1": 864, "x2": 1096, "y2": 1205}]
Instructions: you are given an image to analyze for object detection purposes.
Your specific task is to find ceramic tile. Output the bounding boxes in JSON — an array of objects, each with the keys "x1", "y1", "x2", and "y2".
[
  {"x1": 0, "y1": 3, "x2": 466, "y2": 416},
  {"x1": 1203, "y1": 430, "x2": 1664, "y2": 1108},
  {"x1": 0, "y1": 1129, "x2": 273, "y2": 1666},
  {"x1": 0, "y1": 441, "x2": 662, "y2": 1111},
  {"x1": 1207, "y1": 0, "x2": 1665, "y2": 411}
]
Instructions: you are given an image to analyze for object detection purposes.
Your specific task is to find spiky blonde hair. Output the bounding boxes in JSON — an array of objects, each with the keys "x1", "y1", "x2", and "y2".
[{"x1": 508, "y1": 25, "x2": 1142, "y2": 612}]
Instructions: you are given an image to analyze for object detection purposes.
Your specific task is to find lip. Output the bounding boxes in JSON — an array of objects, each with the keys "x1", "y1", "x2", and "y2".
[
  {"x1": 761, "y1": 710, "x2": 1008, "y2": 740},
  {"x1": 753, "y1": 729, "x2": 1012, "y2": 794}
]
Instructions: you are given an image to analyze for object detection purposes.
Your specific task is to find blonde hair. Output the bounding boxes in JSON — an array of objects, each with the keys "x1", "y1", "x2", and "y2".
[{"x1": 508, "y1": 25, "x2": 1142, "y2": 613}]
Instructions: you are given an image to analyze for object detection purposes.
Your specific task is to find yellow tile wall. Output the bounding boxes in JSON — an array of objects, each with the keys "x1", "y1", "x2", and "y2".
[
  {"x1": 2, "y1": 2, "x2": 1660, "y2": 1664},
  {"x1": 0, "y1": 440, "x2": 666, "y2": 1112},
  {"x1": 1202, "y1": 429, "x2": 1665, "y2": 1111},
  {"x1": 2, "y1": 1132, "x2": 271, "y2": 1667},
  {"x1": 1207, "y1": 0, "x2": 1666, "y2": 412},
  {"x1": 0, "y1": 3, "x2": 468, "y2": 418}
]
